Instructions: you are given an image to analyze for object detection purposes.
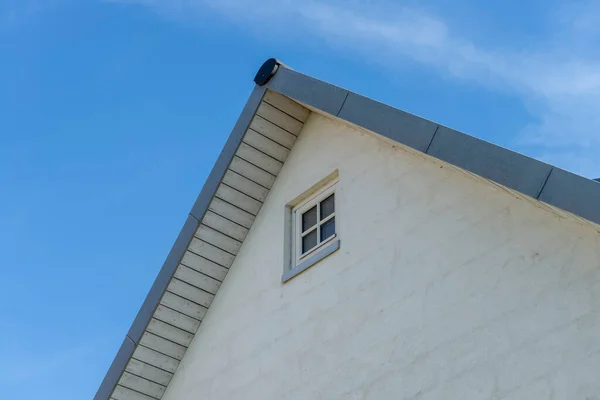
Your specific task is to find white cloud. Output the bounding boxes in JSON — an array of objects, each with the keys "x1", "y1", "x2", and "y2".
[{"x1": 108, "y1": 0, "x2": 600, "y2": 177}]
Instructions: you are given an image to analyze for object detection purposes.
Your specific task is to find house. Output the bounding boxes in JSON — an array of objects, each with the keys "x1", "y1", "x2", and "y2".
[{"x1": 96, "y1": 59, "x2": 600, "y2": 399}]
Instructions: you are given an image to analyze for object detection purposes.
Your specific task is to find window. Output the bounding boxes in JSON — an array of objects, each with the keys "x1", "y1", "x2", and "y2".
[
  {"x1": 283, "y1": 175, "x2": 340, "y2": 282},
  {"x1": 294, "y1": 188, "x2": 336, "y2": 262}
]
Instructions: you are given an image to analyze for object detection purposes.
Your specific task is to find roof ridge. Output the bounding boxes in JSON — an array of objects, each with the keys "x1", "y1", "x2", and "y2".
[{"x1": 96, "y1": 58, "x2": 600, "y2": 400}]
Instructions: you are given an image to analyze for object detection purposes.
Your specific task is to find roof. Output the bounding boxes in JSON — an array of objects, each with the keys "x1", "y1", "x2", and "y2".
[{"x1": 95, "y1": 58, "x2": 600, "y2": 400}]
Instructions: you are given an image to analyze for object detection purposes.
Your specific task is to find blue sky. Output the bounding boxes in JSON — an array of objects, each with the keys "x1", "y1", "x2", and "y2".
[{"x1": 1, "y1": 0, "x2": 599, "y2": 399}]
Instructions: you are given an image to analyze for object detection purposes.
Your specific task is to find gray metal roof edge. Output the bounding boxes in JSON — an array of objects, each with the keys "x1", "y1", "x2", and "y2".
[
  {"x1": 264, "y1": 63, "x2": 600, "y2": 227},
  {"x1": 94, "y1": 85, "x2": 267, "y2": 400},
  {"x1": 96, "y1": 59, "x2": 600, "y2": 399},
  {"x1": 190, "y1": 86, "x2": 268, "y2": 220},
  {"x1": 93, "y1": 336, "x2": 135, "y2": 400}
]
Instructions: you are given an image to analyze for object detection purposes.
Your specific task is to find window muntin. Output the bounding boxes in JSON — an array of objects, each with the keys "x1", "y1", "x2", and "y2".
[{"x1": 294, "y1": 184, "x2": 337, "y2": 263}]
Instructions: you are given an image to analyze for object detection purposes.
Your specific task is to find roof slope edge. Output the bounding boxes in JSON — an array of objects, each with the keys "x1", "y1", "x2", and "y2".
[
  {"x1": 262, "y1": 61, "x2": 600, "y2": 227},
  {"x1": 94, "y1": 86, "x2": 267, "y2": 400},
  {"x1": 96, "y1": 57, "x2": 600, "y2": 400}
]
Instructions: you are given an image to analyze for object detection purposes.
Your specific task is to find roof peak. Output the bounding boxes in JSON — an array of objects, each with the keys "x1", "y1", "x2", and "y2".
[
  {"x1": 254, "y1": 58, "x2": 282, "y2": 86},
  {"x1": 97, "y1": 58, "x2": 600, "y2": 400}
]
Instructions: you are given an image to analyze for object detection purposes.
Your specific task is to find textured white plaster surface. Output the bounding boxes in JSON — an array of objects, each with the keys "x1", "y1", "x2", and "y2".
[{"x1": 163, "y1": 113, "x2": 600, "y2": 400}]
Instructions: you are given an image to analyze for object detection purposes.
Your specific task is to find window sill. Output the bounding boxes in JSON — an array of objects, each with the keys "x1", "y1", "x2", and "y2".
[{"x1": 282, "y1": 239, "x2": 340, "y2": 283}]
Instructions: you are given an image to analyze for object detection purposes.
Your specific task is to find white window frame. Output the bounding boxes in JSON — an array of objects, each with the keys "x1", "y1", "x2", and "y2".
[{"x1": 292, "y1": 181, "x2": 337, "y2": 266}]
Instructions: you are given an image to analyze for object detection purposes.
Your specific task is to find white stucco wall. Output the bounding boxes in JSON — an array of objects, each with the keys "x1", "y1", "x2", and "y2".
[{"x1": 163, "y1": 113, "x2": 600, "y2": 400}]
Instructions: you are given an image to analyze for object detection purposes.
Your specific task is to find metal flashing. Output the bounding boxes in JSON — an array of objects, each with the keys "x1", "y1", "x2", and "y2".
[
  {"x1": 266, "y1": 67, "x2": 349, "y2": 116},
  {"x1": 94, "y1": 337, "x2": 136, "y2": 400},
  {"x1": 265, "y1": 63, "x2": 600, "y2": 225},
  {"x1": 126, "y1": 215, "x2": 200, "y2": 343},
  {"x1": 97, "y1": 58, "x2": 600, "y2": 400},
  {"x1": 190, "y1": 86, "x2": 267, "y2": 221},
  {"x1": 95, "y1": 85, "x2": 268, "y2": 400},
  {"x1": 337, "y1": 92, "x2": 438, "y2": 152},
  {"x1": 539, "y1": 168, "x2": 600, "y2": 225},
  {"x1": 426, "y1": 126, "x2": 553, "y2": 199}
]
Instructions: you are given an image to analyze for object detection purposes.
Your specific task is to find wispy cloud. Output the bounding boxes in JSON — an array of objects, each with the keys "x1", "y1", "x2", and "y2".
[{"x1": 108, "y1": 0, "x2": 600, "y2": 177}]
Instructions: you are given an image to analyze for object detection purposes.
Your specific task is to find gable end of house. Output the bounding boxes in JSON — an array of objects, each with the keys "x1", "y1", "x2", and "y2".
[{"x1": 95, "y1": 58, "x2": 600, "y2": 400}]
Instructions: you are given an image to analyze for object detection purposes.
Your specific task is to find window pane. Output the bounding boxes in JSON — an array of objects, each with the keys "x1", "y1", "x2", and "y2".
[
  {"x1": 320, "y1": 194, "x2": 335, "y2": 220},
  {"x1": 302, "y1": 230, "x2": 318, "y2": 253},
  {"x1": 320, "y1": 217, "x2": 335, "y2": 242},
  {"x1": 302, "y1": 206, "x2": 317, "y2": 232}
]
